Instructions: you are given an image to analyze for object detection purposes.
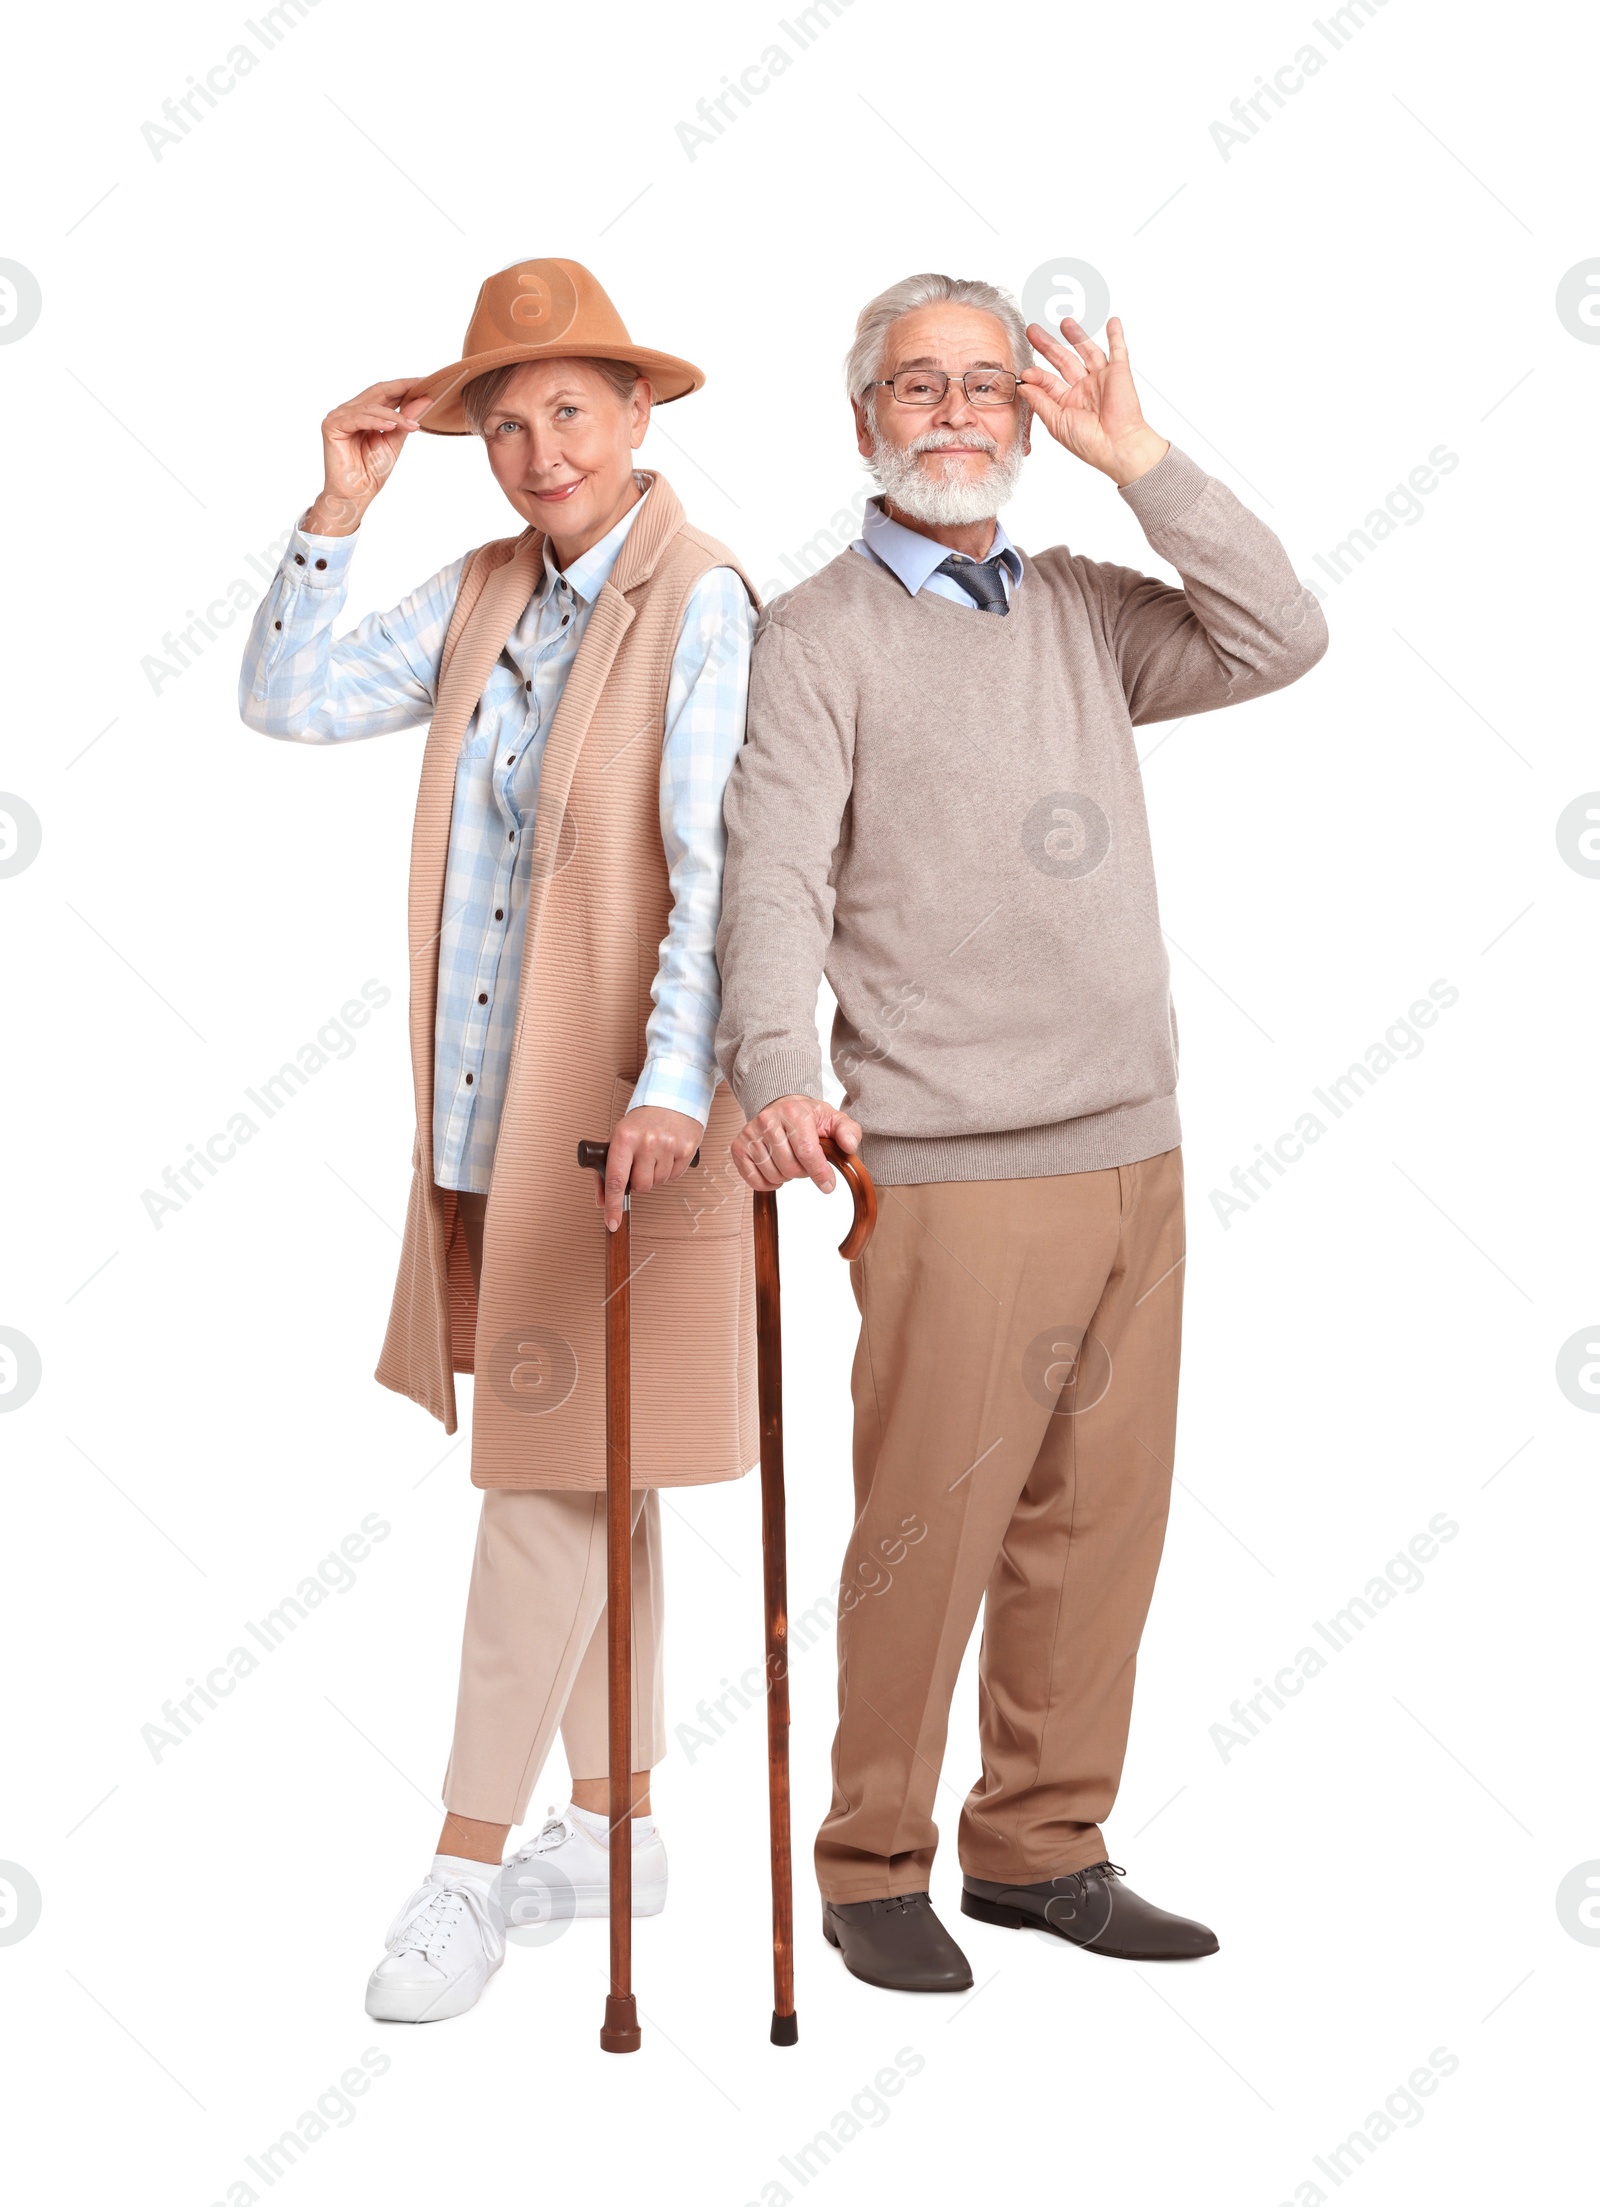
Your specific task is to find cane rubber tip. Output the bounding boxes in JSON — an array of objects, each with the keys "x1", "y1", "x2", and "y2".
[
  {"x1": 770, "y1": 2010, "x2": 799, "y2": 2047},
  {"x1": 601, "y1": 1994, "x2": 642, "y2": 2053}
]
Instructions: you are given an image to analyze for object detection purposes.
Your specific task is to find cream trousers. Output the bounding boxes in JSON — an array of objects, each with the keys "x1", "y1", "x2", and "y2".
[{"x1": 439, "y1": 1190, "x2": 667, "y2": 1826}]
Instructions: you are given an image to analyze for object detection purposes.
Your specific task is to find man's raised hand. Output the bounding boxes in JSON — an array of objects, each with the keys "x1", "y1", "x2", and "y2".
[
  {"x1": 1019, "y1": 316, "x2": 1169, "y2": 488},
  {"x1": 731, "y1": 1094, "x2": 863, "y2": 1195},
  {"x1": 303, "y1": 379, "x2": 434, "y2": 537}
]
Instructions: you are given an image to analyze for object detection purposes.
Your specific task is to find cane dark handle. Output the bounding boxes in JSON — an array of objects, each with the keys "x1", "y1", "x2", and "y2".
[
  {"x1": 820, "y1": 1137, "x2": 877, "y2": 1259},
  {"x1": 576, "y1": 1138, "x2": 700, "y2": 1173}
]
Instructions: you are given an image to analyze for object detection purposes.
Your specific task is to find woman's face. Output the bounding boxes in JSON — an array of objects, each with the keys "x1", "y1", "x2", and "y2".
[{"x1": 481, "y1": 358, "x2": 650, "y2": 557}]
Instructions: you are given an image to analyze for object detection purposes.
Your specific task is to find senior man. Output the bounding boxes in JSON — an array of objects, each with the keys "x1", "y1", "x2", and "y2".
[{"x1": 715, "y1": 271, "x2": 1327, "y2": 1993}]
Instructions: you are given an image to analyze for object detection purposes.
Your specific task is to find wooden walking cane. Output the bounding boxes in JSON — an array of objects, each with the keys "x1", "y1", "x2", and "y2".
[
  {"x1": 575, "y1": 1135, "x2": 669, "y2": 2057},
  {"x1": 755, "y1": 1133, "x2": 877, "y2": 2048}
]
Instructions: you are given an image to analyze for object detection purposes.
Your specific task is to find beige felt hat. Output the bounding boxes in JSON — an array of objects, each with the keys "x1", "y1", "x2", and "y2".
[{"x1": 413, "y1": 257, "x2": 704, "y2": 434}]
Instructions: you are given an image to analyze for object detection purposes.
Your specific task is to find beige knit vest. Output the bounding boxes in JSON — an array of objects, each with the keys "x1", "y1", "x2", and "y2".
[{"x1": 374, "y1": 475, "x2": 761, "y2": 1490}]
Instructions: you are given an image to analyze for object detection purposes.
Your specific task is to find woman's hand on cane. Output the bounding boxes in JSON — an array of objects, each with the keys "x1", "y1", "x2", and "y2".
[
  {"x1": 732, "y1": 1094, "x2": 863, "y2": 1195},
  {"x1": 301, "y1": 378, "x2": 435, "y2": 537},
  {"x1": 598, "y1": 1105, "x2": 704, "y2": 1231}
]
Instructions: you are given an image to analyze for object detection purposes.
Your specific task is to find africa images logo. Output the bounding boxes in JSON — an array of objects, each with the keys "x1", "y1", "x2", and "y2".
[
  {"x1": 486, "y1": 263, "x2": 579, "y2": 347},
  {"x1": 0, "y1": 262, "x2": 42, "y2": 345}
]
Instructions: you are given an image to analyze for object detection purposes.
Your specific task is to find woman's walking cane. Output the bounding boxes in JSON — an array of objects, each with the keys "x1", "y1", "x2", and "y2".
[
  {"x1": 577, "y1": 1131, "x2": 876, "y2": 2056},
  {"x1": 575, "y1": 1136, "x2": 656, "y2": 2055},
  {"x1": 756, "y1": 1134, "x2": 876, "y2": 2047}
]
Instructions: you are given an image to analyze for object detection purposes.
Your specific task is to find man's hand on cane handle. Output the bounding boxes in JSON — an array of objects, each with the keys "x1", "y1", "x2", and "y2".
[{"x1": 732, "y1": 1094, "x2": 863, "y2": 1196}]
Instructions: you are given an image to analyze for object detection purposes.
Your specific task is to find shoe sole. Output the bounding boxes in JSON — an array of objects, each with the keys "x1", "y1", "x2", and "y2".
[
  {"x1": 959, "y1": 1888, "x2": 1217, "y2": 1959},
  {"x1": 821, "y1": 1912, "x2": 973, "y2": 1994},
  {"x1": 566, "y1": 1885, "x2": 668, "y2": 1920}
]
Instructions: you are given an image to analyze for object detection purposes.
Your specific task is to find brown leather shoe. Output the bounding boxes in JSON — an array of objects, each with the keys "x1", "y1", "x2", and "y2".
[
  {"x1": 961, "y1": 1861, "x2": 1218, "y2": 1960},
  {"x1": 822, "y1": 1892, "x2": 974, "y2": 1992}
]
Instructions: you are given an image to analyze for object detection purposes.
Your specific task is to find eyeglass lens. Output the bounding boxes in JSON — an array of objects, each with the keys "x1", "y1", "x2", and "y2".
[{"x1": 890, "y1": 369, "x2": 1018, "y2": 407}]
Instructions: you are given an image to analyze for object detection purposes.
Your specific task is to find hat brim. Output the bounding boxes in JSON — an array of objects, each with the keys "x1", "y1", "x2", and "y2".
[{"x1": 413, "y1": 342, "x2": 703, "y2": 434}]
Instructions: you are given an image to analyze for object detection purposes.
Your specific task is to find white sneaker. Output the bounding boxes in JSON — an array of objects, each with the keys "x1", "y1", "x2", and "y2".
[
  {"x1": 502, "y1": 1807, "x2": 668, "y2": 1923},
  {"x1": 365, "y1": 1871, "x2": 506, "y2": 2024}
]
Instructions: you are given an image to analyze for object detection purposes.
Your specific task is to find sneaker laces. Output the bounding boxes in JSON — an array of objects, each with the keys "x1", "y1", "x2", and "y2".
[
  {"x1": 518, "y1": 1808, "x2": 653, "y2": 1858},
  {"x1": 384, "y1": 1874, "x2": 505, "y2": 1965},
  {"x1": 525, "y1": 1813, "x2": 579, "y2": 1857}
]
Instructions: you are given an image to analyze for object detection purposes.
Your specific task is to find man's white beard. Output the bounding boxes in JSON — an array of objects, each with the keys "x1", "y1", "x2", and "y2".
[{"x1": 868, "y1": 422, "x2": 1029, "y2": 525}]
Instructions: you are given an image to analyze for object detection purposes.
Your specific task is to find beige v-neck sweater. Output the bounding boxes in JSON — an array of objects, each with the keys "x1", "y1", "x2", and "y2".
[{"x1": 714, "y1": 447, "x2": 1327, "y2": 1185}]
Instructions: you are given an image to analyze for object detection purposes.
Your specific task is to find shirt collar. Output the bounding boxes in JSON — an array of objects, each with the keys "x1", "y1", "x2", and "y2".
[
  {"x1": 540, "y1": 477, "x2": 652, "y2": 607},
  {"x1": 857, "y1": 496, "x2": 1023, "y2": 598}
]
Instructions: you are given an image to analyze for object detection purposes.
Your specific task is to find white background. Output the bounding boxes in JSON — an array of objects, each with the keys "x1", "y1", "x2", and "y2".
[{"x1": 2, "y1": 0, "x2": 1596, "y2": 2200}]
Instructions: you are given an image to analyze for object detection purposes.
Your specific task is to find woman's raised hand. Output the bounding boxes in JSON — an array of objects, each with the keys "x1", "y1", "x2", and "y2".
[{"x1": 303, "y1": 379, "x2": 433, "y2": 536}]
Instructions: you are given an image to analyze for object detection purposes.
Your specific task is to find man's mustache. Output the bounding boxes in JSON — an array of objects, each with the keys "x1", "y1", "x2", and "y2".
[{"x1": 905, "y1": 429, "x2": 1001, "y2": 457}]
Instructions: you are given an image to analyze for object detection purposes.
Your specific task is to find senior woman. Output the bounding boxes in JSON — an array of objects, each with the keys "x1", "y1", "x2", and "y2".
[{"x1": 238, "y1": 259, "x2": 758, "y2": 2023}]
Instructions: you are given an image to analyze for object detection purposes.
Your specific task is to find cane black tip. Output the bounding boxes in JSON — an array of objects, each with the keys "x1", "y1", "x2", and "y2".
[{"x1": 770, "y1": 2010, "x2": 799, "y2": 2046}]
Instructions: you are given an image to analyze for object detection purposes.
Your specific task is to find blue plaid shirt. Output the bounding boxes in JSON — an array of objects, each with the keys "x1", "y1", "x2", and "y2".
[{"x1": 239, "y1": 481, "x2": 753, "y2": 1191}]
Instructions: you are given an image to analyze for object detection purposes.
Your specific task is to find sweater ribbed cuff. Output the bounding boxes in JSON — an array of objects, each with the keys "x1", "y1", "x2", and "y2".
[
  {"x1": 1118, "y1": 445, "x2": 1208, "y2": 533},
  {"x1": 731, "y1": 1047, "x2": 825, "y2": 1124}
]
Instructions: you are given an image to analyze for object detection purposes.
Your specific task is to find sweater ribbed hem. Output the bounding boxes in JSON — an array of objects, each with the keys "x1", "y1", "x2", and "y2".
[{"x1": 859, "y1": 1094, "x2": 1181, "y2": 1186}]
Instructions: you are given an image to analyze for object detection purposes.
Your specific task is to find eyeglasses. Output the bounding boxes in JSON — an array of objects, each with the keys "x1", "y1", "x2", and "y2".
[{"x1": 863, "y1": 368, "x2": 1020, "y2": 409}]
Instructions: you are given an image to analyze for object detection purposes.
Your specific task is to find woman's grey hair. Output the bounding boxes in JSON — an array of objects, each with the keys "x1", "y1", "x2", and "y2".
[
  {"x1": 462, "y1": 354, "x2": 647, "y2": 436},
  {"x1": 844, "y1": 273, "x2": 1032, "y2": 408}
]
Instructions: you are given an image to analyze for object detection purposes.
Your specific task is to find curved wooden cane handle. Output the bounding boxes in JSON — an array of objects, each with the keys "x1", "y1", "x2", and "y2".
[{"x1": 819, "y1": 1136, "x2": 877, "y2": 1259}]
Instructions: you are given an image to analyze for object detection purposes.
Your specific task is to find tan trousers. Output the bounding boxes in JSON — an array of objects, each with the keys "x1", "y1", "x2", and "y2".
[
  {"x1": 817, "y1": 1149, "x2": 1185, "y2": 1902},
  {"x1": 439, "y1": 1191, "x2": 666, "y2": 1827}
]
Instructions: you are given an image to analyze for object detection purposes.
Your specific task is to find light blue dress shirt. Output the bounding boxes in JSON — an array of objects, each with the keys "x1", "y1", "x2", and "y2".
[
  {"x1": 239, "y1": 481, "x2": 754, "y2": 1191},
  {"x1": 851, "y1": 496, "x2": 1024, "y2": 606}
]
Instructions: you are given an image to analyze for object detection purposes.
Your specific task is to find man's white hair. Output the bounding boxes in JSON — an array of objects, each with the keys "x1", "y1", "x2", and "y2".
[{"x1": 844, "y1": 272, "x2": 1032, "y2": 408}]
